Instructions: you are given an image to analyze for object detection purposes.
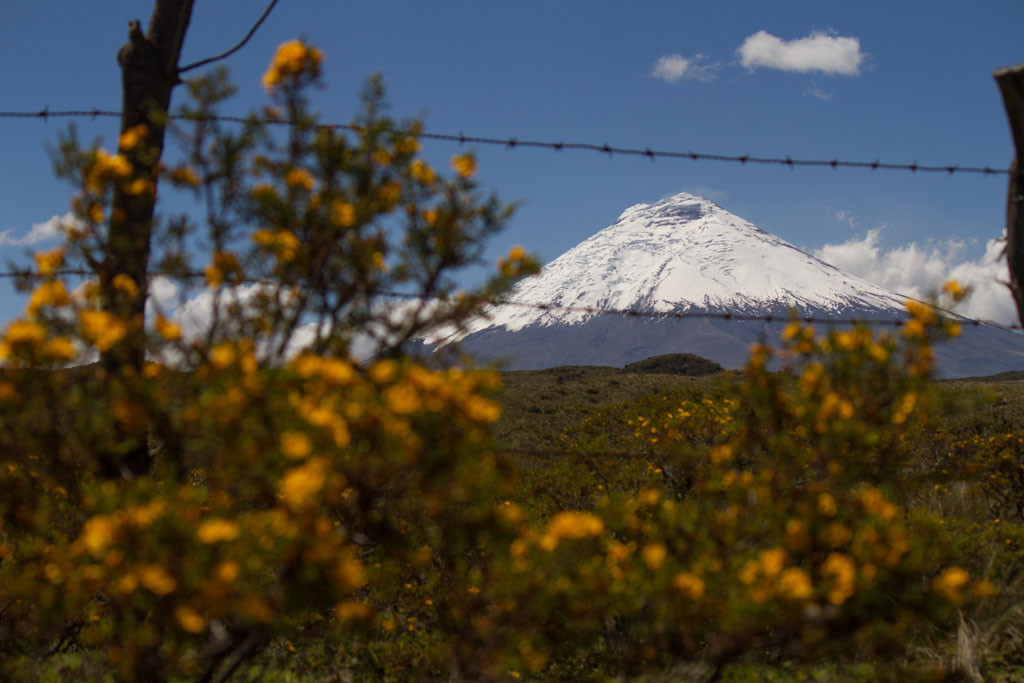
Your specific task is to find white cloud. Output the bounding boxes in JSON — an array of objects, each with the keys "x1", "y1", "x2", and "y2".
[
  {"x1": 813, "y1": 228, "x2": 1017, "y2": 326},
  {"x1": 830, "y1": 208, "x2": 858, "y2": 229},
  {"x1": 804, "y1": 82, "x2": 833, "y2": 101},
  {"x1": 147, "y1": 275, "x2": 179, "y2": 315},
  {"x1": 738, "y1": 30, "x2": 865, "y2": 76},
  {"x1": 0, "y1": 213, "x2": 73, "y2": 247},
  {"x1": 650, "y1": 53, "x2": 719, "y2": 83}
]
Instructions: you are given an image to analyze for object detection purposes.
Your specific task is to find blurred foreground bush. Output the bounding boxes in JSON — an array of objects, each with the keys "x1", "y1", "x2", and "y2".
[{"x1": 0, "y1": 41, "x2": 997, "y2": 682}]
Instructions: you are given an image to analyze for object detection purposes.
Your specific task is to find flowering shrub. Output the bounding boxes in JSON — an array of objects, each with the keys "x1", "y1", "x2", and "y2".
[
  {"x1": 470, "y1": 301, "x2": 988, "y2": 680},
  {"x1": 0, "y1": 42, "x2": 536, "y2": 681},
  {"x1": 0, "y1": 39, "x2": 1002, "y2": 682}
]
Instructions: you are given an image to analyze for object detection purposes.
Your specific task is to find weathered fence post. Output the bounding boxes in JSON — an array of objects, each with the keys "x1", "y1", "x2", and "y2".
[
  {"x1": 995, "y1": 65, "x2": 1024, "y2": 327},
  {"x1": 101, "y1": 0, "x2": 194, "y2": 479}
]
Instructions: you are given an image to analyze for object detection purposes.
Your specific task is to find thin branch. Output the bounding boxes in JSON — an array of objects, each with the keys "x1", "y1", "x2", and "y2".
[{"x1": 178, "y1": 0, "x2": 282, "y2": 74}]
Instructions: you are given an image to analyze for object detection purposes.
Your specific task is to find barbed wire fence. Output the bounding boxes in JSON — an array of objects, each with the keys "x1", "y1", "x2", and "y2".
[{"x1": 0, "y1": 108, "x2": 1020, "y2": 177}]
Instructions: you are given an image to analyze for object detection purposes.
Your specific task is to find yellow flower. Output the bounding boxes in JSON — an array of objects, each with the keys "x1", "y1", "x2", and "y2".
[
  {"x1": 215, "y1": 561, "x2": 240, "y2": 583},
  {"x1": 331, "y1": 200, "x2": 357, "y2": 227},
  {"x1": 369, "y1": 359, "x2": 398, "y2": 384},
  {"x1": 817, "y1": 492, "x2": 838, "y2": 516},
  {"x1": 971, "y1": 579, "x2": 997, "y2": 598},
  {"x1": 270, "y1": 229, "x2": 301, "y2": 261},
  {"x1": 125, "y1": 178, "x2": 155, "y2": 196},
  {"x1": 138, "y1": 564, "x2": 177, "y2": 595},
  {"x1": 902, "y1": 318, "x2": 926, "y2": 339},
  {"x1": 320, "y1": 358, "x2": 357, "y2": 385},
  {"x1": 933, "y1": 566, "x2": 970, "y2": 602},
  {"x1": 27, "y1": 280, "x2": 69, "y2": 315},
  {"x1": 641, "y1": 543, "x2": 667, "y2": 570},
  {"x1": 758, "y1": 547, "x2": 788, "y2": 576},
  {"x1": 118, "y1": 124, "x2": 148, "y2": 151},
  {"x1": 280, "y1": 430, "x2": 313, "y2": 459},
  {"x1": 79, "y1": 515, "x2": 118, "y2": 556},
  {"x1": 251, "y1": 183, "x2": 278, "y2": 203},
  {"x1": 118, "y1": 573, "x2": 139, "y2": 594},
  {"x1": 451, "y1": 153, "x2": 477, "y2": 178},
  {"x1": 155, "y1": 316, "x2": 182, "y2": 341},
  {"x1": 335, "y1": 600, "x2": 374, "y2": 621},
  {"x1": 672, "y1": 572, "x2": 706, "y2": 600},
  {"x1": 43, "y1": 337, "x2": 76, "y2": 362},
  {"x1": 859, "y1": 487, "x2": 900, "y2": 519},
  {"x1": 280, "y1": 457, "x2": 330, "y2": 511},
  {"x1": 169, "y1": 165, "x2": 201, "y2": 187},
  {"x1": 197, "y1": 518, "x2": 241, "y2": 544},
  {"x1": 395, "y1": 135, "x2": 421, "y2": 156},
  {"x1": 285, "y1": 168, "x2": 315, "y2": 191},
  {"x1": 333, "y1": 555, "x2": 368, "y2": 590},
  {"x1": 409, "y1": 160, "x2": 436, "y2": 184},
  {"x1": 262, "y1": 40, "x2": 324, "y2": 92},
  {"x1": 34, "y1": 249, "x2": 64, "y2": 276},
  {"x1": 777, "y1": 567, "x2": 813, "y2": 600},
  {"x1": 6, "y1": 320, "x2": 47, "y2": 347},
  {"x1": 376, "y1": 180, "x2": 401, "y2": 206},
  {"x1": 78, "y1": 311, "x2": 127, "y2": 351},
  {"x1": 386, "y1": 384, "x2": 421, "y2": 415},
  {"x1": 112, "y1": 273, "x2": 140, "y2": 297},
  {"x1": 710, "y1": 444, "x2": 734, "y2": 465},
  {"x1": 97, "y1": 150, "x2": 133, "y2": 179},
  {"x1": 638, "y1": 488, "x2": 661, "y2": 506},
  {"x1": 545, "y1": 511, "x2": 604, "y2": 544},
  {"x1": 868, "y1": 342, "x2": 890, "y2": 363},
  {"x1": 175, "y1": 606, "x2": 206, "y2": 634},
  {"x1": 905, "y1": 299, "x2": 937, "y2": 324},
  {"x1": 942, "y1": 279, "x2": 967, "y2": 301},
  {"x1": 823, "y1": 552, "x2": 856, "y2": 605},
  {"x1": 209, "y1": 342, "x2": 236, "y2": 369},
  {"x1": 464, "y1": 395, "x2": 501, "y2": 423},
  {"x1": 128, "y1": 499, "x2": 166, "y2": 527},
  {"x1": 826, "y1": 522, "x2": 853, "y2": 547},
  {"x1": 204, "y1": 264, "x2": 224, "y2": 288}
]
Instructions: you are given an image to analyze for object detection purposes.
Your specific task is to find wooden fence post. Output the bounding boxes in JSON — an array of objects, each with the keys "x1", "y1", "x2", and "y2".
[
  {"x1": 101, "y1": 0, "x2": 194, "y2": 479},
  {"x1": 995, "y1": 65, "x2": 1024, "y2": 327}
]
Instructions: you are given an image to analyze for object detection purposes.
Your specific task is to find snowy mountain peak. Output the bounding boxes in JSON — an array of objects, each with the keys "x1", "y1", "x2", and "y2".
[
  {"x1": 431, "y1": 191, "x2": 1024, "y2": 377},
  {"x1": 446, "y1": 192, "x2": 909, "y2": 339},
  {"x1": 615, "y1": 192, "x2": 723, "y2": 226}
]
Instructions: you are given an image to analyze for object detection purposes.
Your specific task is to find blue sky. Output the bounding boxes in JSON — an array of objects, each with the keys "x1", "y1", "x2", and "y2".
[{"x1": 1, "y1": 0, "x2": 1023, "y2": 324}]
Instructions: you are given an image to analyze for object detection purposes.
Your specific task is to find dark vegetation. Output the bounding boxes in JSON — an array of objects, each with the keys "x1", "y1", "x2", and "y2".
[{"x1": 623, "y1": 352, "x2": 724, "y2": 377}]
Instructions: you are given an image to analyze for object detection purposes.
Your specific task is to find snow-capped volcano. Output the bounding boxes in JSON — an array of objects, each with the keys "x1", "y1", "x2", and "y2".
[
  {"x1": 459, "y1": 193, "x2": 905, "y2": 336},
  {"x1": 438, "y1": 192, "x2": 1024, "y2": 377}
]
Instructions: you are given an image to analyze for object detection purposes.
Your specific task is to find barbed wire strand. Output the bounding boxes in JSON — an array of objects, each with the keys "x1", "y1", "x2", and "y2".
[
  {"x1": 0, "y1": 108, "x2": 1017, "y2": 177},
  {"x1": 0, "y1": 267, "x2": 1018, "y2": 331}
]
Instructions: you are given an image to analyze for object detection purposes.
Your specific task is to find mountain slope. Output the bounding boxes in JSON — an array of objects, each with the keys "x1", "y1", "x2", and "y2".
[{"x1": 439, "y1": 193, "x2": 1024, "y2": 377}]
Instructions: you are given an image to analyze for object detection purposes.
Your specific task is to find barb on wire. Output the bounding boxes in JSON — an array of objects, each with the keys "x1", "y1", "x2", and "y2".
[
  {"x1": 0, "y1": 108, "x2": 1017, "y2": 178},
  {"x1": 177, "y1": 0, "x2": 282, "y2": 74}
]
